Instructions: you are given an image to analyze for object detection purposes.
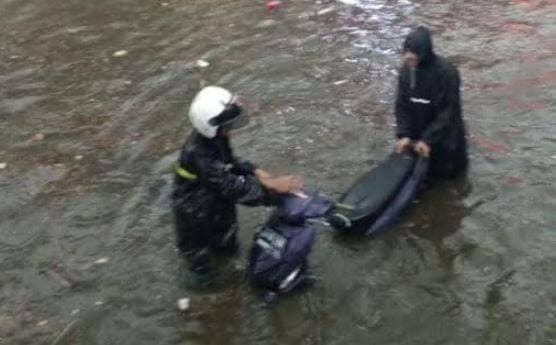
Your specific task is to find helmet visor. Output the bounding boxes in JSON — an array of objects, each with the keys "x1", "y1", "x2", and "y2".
[{"x1": 209, "y1": 97, "x2": 250, "y2": 131}]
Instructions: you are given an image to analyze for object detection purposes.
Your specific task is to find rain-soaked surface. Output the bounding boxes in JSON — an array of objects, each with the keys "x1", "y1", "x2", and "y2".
[{"x1": 1, "y1": 0, "x2": 555, "y2": 344}]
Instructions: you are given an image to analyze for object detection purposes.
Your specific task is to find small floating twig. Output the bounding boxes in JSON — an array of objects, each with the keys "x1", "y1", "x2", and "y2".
[{"x1": 50, "y1": 319, "x2": 78, "y2": 345}]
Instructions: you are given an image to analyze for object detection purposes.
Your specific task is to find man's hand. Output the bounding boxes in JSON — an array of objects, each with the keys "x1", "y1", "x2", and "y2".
[
  {"x1": 254, "y1": 169, "x2": 272, "y2": 181},
  {"x1": 414, "y1": 141, "x2": 431, "y2": 158},
  {"x1": 260, "y1": 175, "x2": 303, "y2": 194},
  {"x1": 395, "y1": 137, "x2": 412, "y2": 153}
]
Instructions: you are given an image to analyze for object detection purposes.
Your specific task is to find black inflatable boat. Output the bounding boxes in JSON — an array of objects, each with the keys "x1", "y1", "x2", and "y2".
[{"x1": 328, "y1": 152, "x2": 429, "y2": 236}]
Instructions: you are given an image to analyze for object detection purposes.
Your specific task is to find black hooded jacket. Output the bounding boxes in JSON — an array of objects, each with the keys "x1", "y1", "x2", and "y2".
[
  {"x1": 172, "y1": 131, "x2": 268, "y2": 231},
  {"x1": 395, "y1": 27, "x2": 467, "y2": 163}
]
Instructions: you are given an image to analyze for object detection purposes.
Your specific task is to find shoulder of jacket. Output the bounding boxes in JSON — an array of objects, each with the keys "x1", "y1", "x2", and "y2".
[
  {"x1": 181, "y1": 134, "x2": 207, "y2": 160},
  {"x1": 437, "y1": 56, "x2": 459, "y2": 75}
]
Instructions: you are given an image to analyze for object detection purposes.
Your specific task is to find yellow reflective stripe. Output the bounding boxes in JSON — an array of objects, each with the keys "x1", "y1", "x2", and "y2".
[{"x1": 175, "y1": 166, "x2": 197, "y2": 180}]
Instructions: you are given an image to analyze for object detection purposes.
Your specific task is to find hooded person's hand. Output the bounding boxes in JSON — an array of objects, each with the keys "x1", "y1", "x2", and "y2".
[
  {"x1": 414, "y1": 141, "x2": 431, "y2": 157},
  {"x1": 395, "y1": 137, "x2": 412, "y2": 153}
]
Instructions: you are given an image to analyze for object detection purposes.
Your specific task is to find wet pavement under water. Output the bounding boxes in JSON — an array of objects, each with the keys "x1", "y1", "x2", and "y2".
[{"x1": 1, "y1": 0, "x2": 555, "y2": 344}]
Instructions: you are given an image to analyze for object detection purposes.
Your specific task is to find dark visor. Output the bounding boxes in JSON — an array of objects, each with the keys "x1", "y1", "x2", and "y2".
[
  {"x1": 209, "y1": 102, "x2": 242, "y2": 127},
  {"x1": 209, "y1": 96, "x2": 250, "y2": 132}
]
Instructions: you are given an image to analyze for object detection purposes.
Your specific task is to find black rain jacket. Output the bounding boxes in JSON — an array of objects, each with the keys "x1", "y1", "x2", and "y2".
[
  {"x1": 172, "y1": 132, "x2": 269, "y2": 236},
  {"x1": 395, "y1": 27, "x2": 468, "y2": 176}
]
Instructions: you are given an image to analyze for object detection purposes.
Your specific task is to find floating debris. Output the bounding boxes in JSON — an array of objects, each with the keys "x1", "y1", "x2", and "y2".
[
  {"x1": 256, "y1": 19, "x2": 277, "y2": 28},
  {"x1": 47, "y1": 264, "x2": 73, "y2": 288},
  {"x1": 196, "y1": 59, "x2": 210, "y2": 68},
  {"x1": 161, "y1": 2, "x2": 168, "y2": 6},
  {"x1": 334, "y1": 79, "x2": 348, "y2": 85},
  {"x1": 50, "y1": 319, "x2": 78, "y2": 345},
  {"x1": 32, "y1": 132, "x2": 45, "y2": 141},
  {"x1": 112, "y1": 50, "x2": 128, "y2": 58},
  {"x1": 94, "y1": 301, "x2": 104, "y2": 306},
  {"x1": 70, "y1": 309, "x2": 80, "y2": 316},
  {"x1": 0, "y1": 163, "x2": 6, "y2": 170},
  {"x1": 317, "y1": 7, "x2": 335, "y2": 16},
  {"x1": 177, "y1": 298, "x2": 190, "y2": 311},
  {"x1": 74, "y1": 155, "x2": 83, "y2": 161},
  {"x1": 266, "y1": 0, "x2": 281, "y2": 11},
  {"x1": 66, "y1": 27, "x2": 84, "y2": 34},
  {"x1": 37, "y1": 320, "x2": 49, "y2": 327},
  {"x1": 94, "y1": 257, "x2": 109, "y2": 264}
]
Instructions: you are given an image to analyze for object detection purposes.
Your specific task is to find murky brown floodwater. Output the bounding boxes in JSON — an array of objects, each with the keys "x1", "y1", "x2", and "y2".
[{"x1": 1, "y1": 0, "x2": 555, "y2": 344}]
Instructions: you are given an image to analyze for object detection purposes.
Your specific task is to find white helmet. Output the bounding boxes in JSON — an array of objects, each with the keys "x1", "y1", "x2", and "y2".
[{"x1": 189, "y1": 86, "x2": 236, "y2": 138}]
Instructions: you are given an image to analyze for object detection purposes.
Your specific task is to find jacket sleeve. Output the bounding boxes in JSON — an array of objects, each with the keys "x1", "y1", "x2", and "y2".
[
  {"x1": 230, "y1": 158, "x2": 257, "y2": 176},
  {"x1": 194, "y1": 153, "x2": 267, "y2": 205},
  {"x1": 395, "y1": 67, "x2": 413, "y2": 139},
  {"x1": 421, "y1": 67, "x2": 461, "y2": 146}
]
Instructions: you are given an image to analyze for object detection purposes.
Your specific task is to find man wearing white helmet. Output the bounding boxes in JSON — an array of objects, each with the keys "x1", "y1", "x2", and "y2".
[{"x1": 173, "y1": 86, "x2": 303, "y2": 286}]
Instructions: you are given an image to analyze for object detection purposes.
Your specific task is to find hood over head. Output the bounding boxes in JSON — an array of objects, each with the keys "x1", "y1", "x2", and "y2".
[{"x1": 403, "y1": 26, "x2": 435, "y2": 66}]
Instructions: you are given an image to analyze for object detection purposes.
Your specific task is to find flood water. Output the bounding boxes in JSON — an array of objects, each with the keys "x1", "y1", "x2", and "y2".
[{"x1": 1, "y1": 0, "x2": 555, "y2": 344}]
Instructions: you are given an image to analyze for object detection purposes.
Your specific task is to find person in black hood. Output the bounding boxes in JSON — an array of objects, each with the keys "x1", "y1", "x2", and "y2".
[
  {"x1": 173, "y1": 86, "x2": 303, "y2": 286},
  {"x1": 394, "y1": 26, "x2": 468, "y2": 178}
]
